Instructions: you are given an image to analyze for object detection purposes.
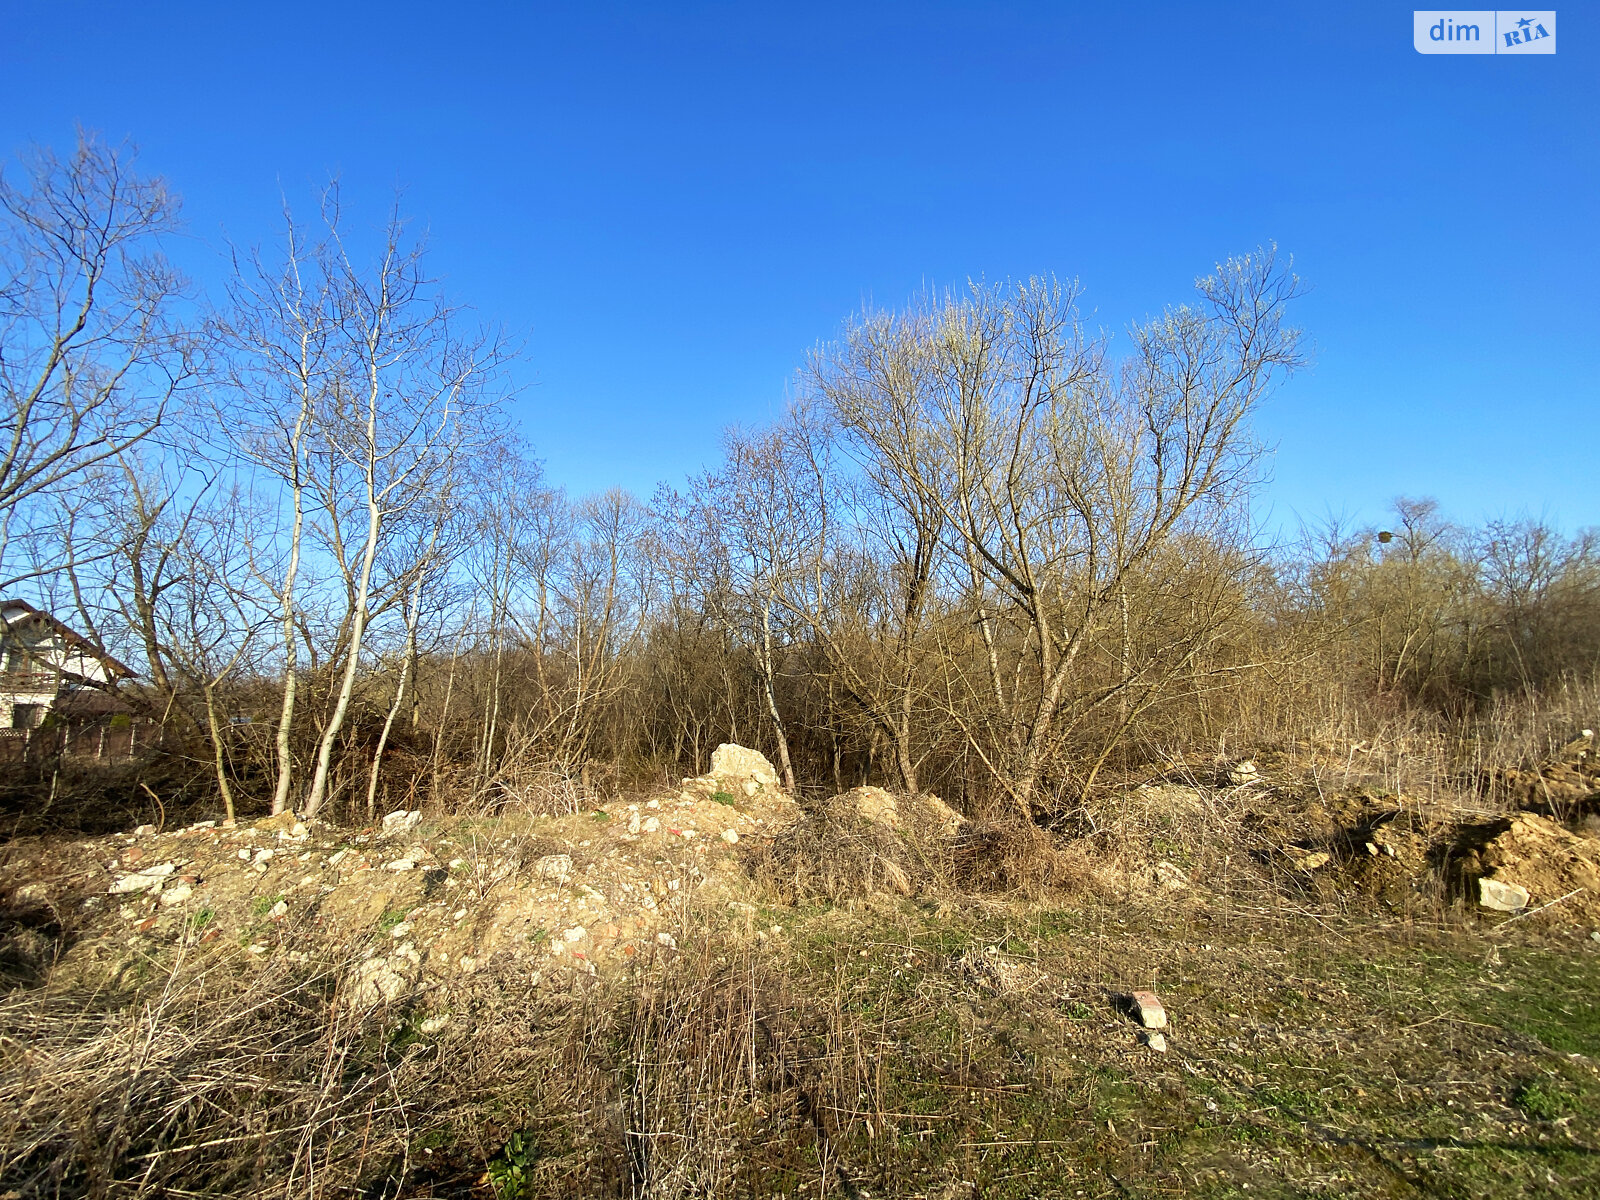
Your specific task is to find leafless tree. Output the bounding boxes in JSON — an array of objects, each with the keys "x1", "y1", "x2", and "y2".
[
  {"x1": 809, "y1": 251, "x2": 1304, "y2": 814},
  {"x1": 0, "y1": 134, "x2": 193, "y2": 590}
]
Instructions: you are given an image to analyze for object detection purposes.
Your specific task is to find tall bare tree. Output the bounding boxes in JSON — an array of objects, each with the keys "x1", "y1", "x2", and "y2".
[
  {"x1": 0, "y1": 134, "x2": 192, "y2": 589},
  {"x1": 809, "y1": 251, "x2": 1304, "y2": 814}
]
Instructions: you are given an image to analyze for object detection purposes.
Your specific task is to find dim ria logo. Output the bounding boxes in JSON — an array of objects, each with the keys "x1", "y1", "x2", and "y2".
[{"x1": 1414, "y1": 11, "x2": 1555, "y2": 53}]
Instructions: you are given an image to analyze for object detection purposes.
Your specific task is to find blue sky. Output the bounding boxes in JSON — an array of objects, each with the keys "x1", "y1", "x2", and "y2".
[{"x1": 4, "y1": 2, "x2": 1595, "y2": 534}]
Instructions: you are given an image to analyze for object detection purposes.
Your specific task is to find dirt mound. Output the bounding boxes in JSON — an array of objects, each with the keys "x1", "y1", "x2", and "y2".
[
  {"x1": 1494, "y1": 730, "x2": 1600, "y2": 821},
  {"x1": 0, "y1": 776, "x2": 807, "y2": 1004},
  {"x1": 1453, "y1": 812, "x2": 1600, "y2": 922}
]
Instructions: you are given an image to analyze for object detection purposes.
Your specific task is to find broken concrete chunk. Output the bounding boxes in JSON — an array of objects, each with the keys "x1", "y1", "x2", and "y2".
[
  {"x1": 346, "y1": 958, "x2": 408, "y2": 1008},
  {"x1": 534, "y1": 854, "x2": 574, "y2": 883},
  {"x1": 109, "y1": 862, "x2": 177, "y2": 894},
  {"x1": 1226, "y1": 760, "x2": 1261, "y2": 786},
  {"x1": 708, "y1": 743, "x2": 780, "y2": 794},
  {"x1": 381, "y1": 810, "x2": 422, "y2": 837},
  {"x1": 1129, "y1": 990, "x2": 1168, "y2": 1030},
  {"x1": 158, "y1": 882, "x2": 194, "y2": 906},
  {"x1": 1478, "y1": 877, "x2": 1531, "y2": 912}
]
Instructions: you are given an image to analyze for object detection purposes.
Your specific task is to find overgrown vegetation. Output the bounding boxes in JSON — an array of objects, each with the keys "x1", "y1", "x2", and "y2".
[
  {"x1": 2, "y1": 135, "x2": 1595, "y2": 836},
  {"x1": 3, "y1": 895, "x2": 1596, "y2": 1198},
  {"x1": 2, "y1": 131, "x2": 1598, "y2": 1200}
]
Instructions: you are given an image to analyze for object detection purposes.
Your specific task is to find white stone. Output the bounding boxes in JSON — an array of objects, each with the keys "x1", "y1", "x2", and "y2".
[
  {"x1": 1144, "y1": 1032, "x2": 1169, "y2": 1053},
  {"x1": 347, "y1": 958, "x2": 408, "y2": 1007},
  {"x1": 384, "y1": 859, "x2": 416, "y2": 872},
  {"x1": 563, "y1": 925, "x2": 587, "y2": 943},
  {"x1": 133, "y1": 824, "x2": 156, "y2": 836},
  {"x1": 709, "y1": 743, "x2": 780, "y2": 794},
  {"x1": 721, "y1": 828, "x2": 740, "y2": 844},
  {"x1": 628, "y1": 811, "x2": 642, "y2": 834},
  {"x1": 1226, "y1": 760, "x2": 1261, "y2": 786},
  {"x1": 656, "y1": 932, "x2": 677, "y2": 949},
  {"x1": 109, "y1": 863, "x2": 177, "y2": 894},
  {"x1": 1479, "y1": 877, "x2": 1531, "y2": 912},
  {"x1": 534, "y1": 854, "x2": 574, "y2": 882},
  {"x1": 268, "y1": 900, "x2": 289, "y2": 919},
  {"x1": 159, "y1": 882, "x2": 194, "y2": 906},
  {"x1": 641, "y1": 816, "x2": 660, "y2": 834},
  {"x1": 420, "y1": 1015, "x2": 450, "y2": 1034},
  {"x1": 382, "y1": 809, "x2": 423, "y2": 836}
]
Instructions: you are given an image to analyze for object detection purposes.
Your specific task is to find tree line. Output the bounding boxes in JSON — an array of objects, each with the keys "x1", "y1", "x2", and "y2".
[{"x1": 5, "y1": 136, "x2": 1596, "y2": 827}]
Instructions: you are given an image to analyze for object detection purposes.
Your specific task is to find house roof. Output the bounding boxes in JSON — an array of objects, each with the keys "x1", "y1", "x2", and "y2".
[{"x1": 0, "y1": 600, "x2": 137, "y2": 680}]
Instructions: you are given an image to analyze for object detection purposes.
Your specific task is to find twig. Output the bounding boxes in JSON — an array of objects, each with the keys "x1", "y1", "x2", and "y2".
[{"x1": 139, "y1": 782, "x2": 166, "y2": 834}]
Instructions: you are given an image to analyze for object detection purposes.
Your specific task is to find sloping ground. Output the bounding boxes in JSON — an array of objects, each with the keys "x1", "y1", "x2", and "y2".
[
  {"x1": 2, "y1": 768, "x2": 803, "y2": 1001},
  {"x1": 3, "y1": 744, "x2": 1600, "y2": 1197}
]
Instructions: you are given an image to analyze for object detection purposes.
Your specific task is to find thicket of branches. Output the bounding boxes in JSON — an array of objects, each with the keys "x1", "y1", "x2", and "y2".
[{"x1": 5, "y1": 136, "x2": 1597, "y2": 829}]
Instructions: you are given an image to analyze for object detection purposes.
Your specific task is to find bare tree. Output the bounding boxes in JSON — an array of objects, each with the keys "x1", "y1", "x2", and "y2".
[
  {"x1": 220, "y1": 189, "x2": 507, "y2": 817},
  {"x1": 0, "y1": 134, "x2": 192, "y2": 589},
  {"x1": 810, "y1": 251, "x2": 1304, "y2": 814}
]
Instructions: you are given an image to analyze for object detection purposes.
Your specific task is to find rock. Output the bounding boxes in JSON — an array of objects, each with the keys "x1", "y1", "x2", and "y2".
[
  {"x1": 133, "y1": 824, "x2": 156, "y2": 836},
  {"x1": 708, "y1": 743, "x2": 780, "y2": 795},
  {"x1": 1226, "y1": 760, "x2": 1261, "y2": 786},
  {"x1": 1470, "y1": 813, "x2": 1600, "y2": 922},
  {"x1": 721, "y1": 828, "x2": 740, "y2": 844},
  {"x1": 254, "y1": 811, "x2": 299, "y2": 834},
  {"x1": 158, "y1": 882, "x2": 194, "y2": 907},
  {"x1": 268, "y1": 900, "x2": 289, "y2": 919},
  {"x1": 1129, "y1": 991, "x2": 1168, "y2": 1030},
  {"x1": 347, "y1": 958, "x2": 408, "y2": 1007},
  {"x1": 1144, "y1": 1031, "x2": 1169, "y2": 1053},
  {"x1": 640, "y1": 816, "x2": 660, "y2": 834},
  {"x1": 14, "y1": 883, "x2": 48, "y2": 904},
  {"x1": 656, "y1": 932, "x2": 677, "y2": 949},
  {"x1": 1284, "y1": 847, "x2": 1331, "y2": 872},
  {"x1": 109, "y1": 863, "x2": 177, "y2": 894},
  {"x1": 1479, "y1": 877, "x2": 1531, "y2": 912},
  {"x1": 534, "y1": 854, "x2": 574, "y2": 882},
  {"x1": 628, "y1": 810, "x2": 642, "y2": 834},
  {"x1": 419, "y1": 1014, "x2": 450, "y2": 1034},
  {"x1": 381, "y1": 810, "x2": 422, "y2": 837},
  {"x1": 562, "y1": 925, "x2": 587, "y2": 943},
  {"x1": 384, "y1": 859, "x2": 416, "y2": 872}
]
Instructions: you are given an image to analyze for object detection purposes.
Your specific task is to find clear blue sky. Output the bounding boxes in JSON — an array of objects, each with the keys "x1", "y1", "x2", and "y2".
[{"x1": 4, "y1": 2, "x2": 1595, "y2": 533}]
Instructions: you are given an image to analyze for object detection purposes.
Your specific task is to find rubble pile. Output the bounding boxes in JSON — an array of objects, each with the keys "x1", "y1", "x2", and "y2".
[{"x1": 5, "y1": 745, "x2": 808, "y2": 1004}]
